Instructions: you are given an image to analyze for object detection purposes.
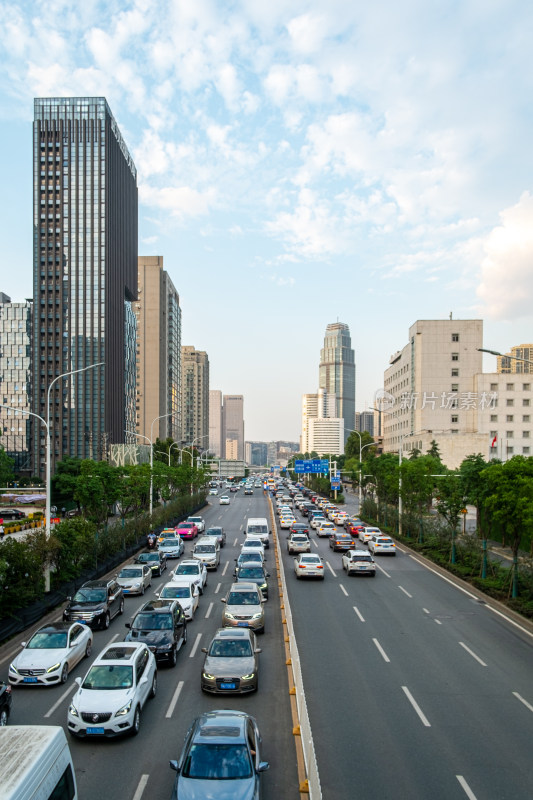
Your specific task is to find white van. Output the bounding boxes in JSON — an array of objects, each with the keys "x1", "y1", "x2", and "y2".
[
  {"x1": 192, "y1": 535, "x2": 220, "y2": 569},
  {"x1": 0, "y1": 725, "x2": 77, "y2": 800},
  {"x1": 246, "y1": 517, "x2": 271, "y2": 548}
]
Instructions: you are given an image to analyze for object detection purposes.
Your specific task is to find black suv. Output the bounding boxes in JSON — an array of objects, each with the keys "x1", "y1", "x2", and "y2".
[
  {"x1": 125, "y1": 599, "x2": 187, "y2": 667},
  {"x1": 63, "y1": 579, "x2": 124, "y2": 630}
]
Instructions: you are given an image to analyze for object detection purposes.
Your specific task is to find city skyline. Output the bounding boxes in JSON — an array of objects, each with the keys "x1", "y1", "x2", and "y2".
[{"x1": 1, "y1": 3, "x2": 532, "y2": 442}]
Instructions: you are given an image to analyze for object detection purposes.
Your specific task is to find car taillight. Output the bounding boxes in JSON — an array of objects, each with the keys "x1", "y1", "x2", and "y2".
[
  {"x1": 316, "y1": 565, "x2": 323, "y2": 569},
  {"x1": 300, "y1": 565, "x2": 306, "y2": 568}
]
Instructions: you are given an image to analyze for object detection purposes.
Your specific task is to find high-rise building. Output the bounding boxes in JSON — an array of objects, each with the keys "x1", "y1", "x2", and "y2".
[
  {"x1": 134, "y1": 256, "x2": 181, "y2": 443},
  {"x1": 181, "y1": 346, "x2": 209, "y2": 447},
  {"x1": 209, "y1": 390, "x2": 223, "y2": 457},
  {"x1": 223, "y1": 395, "x2": 244, "y2": 460},
  {"x1": 319, "y1": 322, "x2": 356, "y2": 443},
  {"x1": 301, "y1": 388, "x2": 337, "y2": 453},
  {"x1": 245, "y1": 441, "x2": 268, "y2": 466},
  {"x1": 308, "y1": 417, "x2": 344, "y2": 456},
  {"x1": 497, "y1": 344, "x2": 533, "y2": 374},
  {"x1": 0, "y1": 294, "x2": 33, "y2": 473},
  {"x1": 356, "y1": 411, "x2": 375, "y2": 437},
  {"x1": 32, "y1": 97, "x2": 138, "y2": 475}
]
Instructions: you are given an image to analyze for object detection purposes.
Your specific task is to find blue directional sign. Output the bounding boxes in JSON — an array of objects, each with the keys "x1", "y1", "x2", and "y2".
[
  {"x1": 294, "y1": 461, "x2": 305, "y2": 473},
  {"x1": 320, "y1": 459, "x2": 329, "y2": 473},
  {"x1": 330, "y1": 476, "x2": 341, "y2": 488}
]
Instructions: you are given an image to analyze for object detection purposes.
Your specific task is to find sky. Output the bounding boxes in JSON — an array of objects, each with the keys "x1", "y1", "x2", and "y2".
[{"x1": 1, "y1": 0, "x2": 532, "y2": 443}]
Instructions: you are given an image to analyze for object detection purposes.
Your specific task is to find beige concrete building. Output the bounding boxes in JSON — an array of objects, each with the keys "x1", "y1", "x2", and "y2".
[
  {"x1": 134, "y1": 256, "x2": 181, "y2": 443},
  {"x1": 497, "y1": 344, "x2": 533, "y2": 374},
  {"x1": 475, "y1": 373, "x2": 533, "y2": 460},
  {"x1": 223, "y1": 395, "x2": 244, "y2": 460},
  {"x1": 308, "y1": 417, "x2": 344, "y2": 456},
  {"x1": 181, "y1": 346, "x2": 209, "y2": 448},
  {"x1": 301, "y1": 388, "x2": 337, "y2": 453},
  {"x1": 209, "y1": 389, "x2": 223, "y2": 457}
]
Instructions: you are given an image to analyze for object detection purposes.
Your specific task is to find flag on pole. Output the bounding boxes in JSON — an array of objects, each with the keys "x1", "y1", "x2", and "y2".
[{"x1": 491, "y1": 435, "x2": 497, "y2": 448}]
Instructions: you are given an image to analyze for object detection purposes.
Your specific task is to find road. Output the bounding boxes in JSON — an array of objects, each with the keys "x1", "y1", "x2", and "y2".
[{"x1": 0, "y1": 489, "x2": 300, "y2": 800}]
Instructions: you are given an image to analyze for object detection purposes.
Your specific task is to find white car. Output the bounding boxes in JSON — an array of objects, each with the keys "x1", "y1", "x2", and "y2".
[
  {"x1": 67, "y1": 642, "x2": 157, "y2": 738},
  {"x1": 158, "y1": 537, "x2": 185, "y2": 559},
  {"x1": 359, "y1": 527, "x2": 381, "y2": 543},
  {"x1": 242, "y1": 538, "x2": 265, "y2": 556},
  {"x1": 171, "y1": 559, "x2": 207, "y2": 594},
  {"x1": 208, "y1": 488, "x2": 218, "y2": 496},
  {"x1": 219, "y1": 495, "x2": 230, "y2": 505},
  {"x1": 287, "y1": 534, "x2": 311, "y2": 554},
  {"x1": 309, "y1": 515, "x2": 326, "y2": 530},
  {"x1": 341, "y1": 550, "x2": 377, "y2": 576},
  {"x1": 116, "y1": 564, "x2": 153, "y2": 596},
  {"x1": 187, "y1": 516, "x2": 205, "y2": 533},
  {"x1": 294, "y1": 553, "x2": 325, "y2": 580},
  {"x1": 157, "y1": 580, "x2": 200, "y2": 620},
  {"x1": 368, "y1": 535, "x2": 396, "y2": 555},
  {"x1": 316, "y1": 521, "x2": 336, "y2": 537},
  {"x1": 9, "y1": 622, "x2": 93, "y2": 686},
  {"x1": 279, "y1": 515, "x2": 296, "y2": 529}
]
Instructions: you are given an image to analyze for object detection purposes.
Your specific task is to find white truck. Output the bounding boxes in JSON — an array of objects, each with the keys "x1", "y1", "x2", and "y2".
[{"x1": 0, "y1": 725, "x2": 77, "y2": 800}]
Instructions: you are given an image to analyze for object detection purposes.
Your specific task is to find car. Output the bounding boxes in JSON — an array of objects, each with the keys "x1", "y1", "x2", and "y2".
[
  {"x1": 135, "y1": 551, "x2": 167, "y2": 576},
  {"x1": 234, "y1": 563, "x2": 270, "y2": 599},
  {"x1": 289, "y1": 522, "x2": 309, "y2": 537},
  {"x1": 244, "y1": 487, "x2": 253, "y2": 495},
  {"x1": 344, "y1": 518, "x2": 364, "y2": 534},
  {"x1": 279, "y1": 515, "x2": 296, "y2": 529},
  {"x1": 309, "y1": 514, "x2": 325, "y2": 530},
  {"x1": 241, "y1": 538, "x2": 266, "y2": 561},
  {"x1": 67, "y1": 642, "x2": 157, "y2": 738},
  {"x1": 172, "y1": 559, "x2": 207, "y2": 594},
  {"x1": 0, "y1": 508, "x2": 26, "y2": 520},
  {"x1": 0, "y1": 681, "x2": 12, "y2": 726},
  {"x1": 221, "y1": 583, "x2": 266, "y2": 633},
  {"x1": 158, "y1": 527, "x2": 179, "y2": 543},
  {"x1": 359, "y1": 526, "x2": 381, "y2": 543},
  {"x1": 287, "y1": 533, "x2": 311, "y2": 555},
  {"x1": 329, "y1": 533, "x2": 356, "y2": 551},
  {"x1": 219, "y1": 495, "x2": 230, "y2": 505},
  {"x1": 192, "y1": 536, "x2": 220, "y2": 570},
  {"x1": 158, "y1": 537, "x2": 185, "y2": 559},
  {"x1": 205, "y1": 526, "x2": 226, "y2": 547},
  {"x1": 294, "y1": 553, "x2": 325, "y2": 579},
  {"x1": 63, "y1": 579, "x2": 124, "y2": 630},
  {"x1": 157, "y1": 580, "x2": 199, "y2": 620},
  {"x1": 176, "y1": 522, "x2": 198, "y2": 540},
  {"x1": 368, "y1": 535, "x2": 396, "y2": 555},
  {"x1": 208, "y1": 488, "x2": 218, "y2": 496},
  {"x1": 8, "y1": 622, "x2": 93, "y2": 686},
  {"x1": 169, "y1": 710, "x2": 269, "y2": 797},
  {"x1": 187, "y1": 516, "x2": 205, "y2": 533},
  {"x1": 116, "y1": 564, "x2": 153, "y2": 596},
  {"x1": 201, "y1": 629, "x2": 261, "y2": 694},
  {"x1": 125, "y1": 599, "x2": 187, "y2": 667},
  {"x1": 234, "y1": 551, "x2": 264, "y2": 574},
  {"x1": 341, "y1": 550, "x2": 377, "y2": 576},
  {"x1": 316, "y1": 521, "x2": 336, "y2": 537},
  {"x1": 229, "y1": 485, "x2": 239, "y2": 493},
  {"x1": 332, "y1": 511, "x2": 349, "y2": 526}
]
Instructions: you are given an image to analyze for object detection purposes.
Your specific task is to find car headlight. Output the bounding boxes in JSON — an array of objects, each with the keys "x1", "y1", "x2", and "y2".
[
  {"x1": 225, "y1": 612, "x2": 236, "y2": 620},
  {"x1": 241, "y1": 673, "x2": 255, "y2": 680},
  {"x1": 131, "y1": 582, "x2": 141, "y2": 589},
  {"x1": 251, "y1": 612, "x2": 262, "y2": 620},
  {"x1": 68, "y1": 702, "x2": 79, "y2": 718},
  {"x1": 202, "y1": 672, "x2": 215, "y2": 680},
  {"x1": 46, "y1": 662, "x2": 61, "y2": 673},
  {"x1": 93, "y1": 609, "x2": 104, "y2": 616},
  {"x1": 115, "y1": 699, "x2": 133, "y2": 717},
  {"x1": 157, "y1": 643, "x2": 173, "y2": 651},
  {"x1": 9, "y1": 663, "x2": 18, "y2": 675}
]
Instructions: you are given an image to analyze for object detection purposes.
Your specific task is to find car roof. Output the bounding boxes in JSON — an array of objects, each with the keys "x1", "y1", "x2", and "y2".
[
  {"x1": 348, "y1": 549, "x2": 373, "y2": 556},
  {"x1": 138, "y1": 600, "x2": 176, "y2": 613},
  {"x1": 81, "y1": 579, "x2": 112, "y2": 588},
  {"x1": 194, "y1": 710, "x2": 249, "y2": 742},
  {"x1": 211, "y1": 627, "x2": 252, "y2": 640},
  {"x1": 229, "y1": 582, "x2": 261, "y2": 592},
  {"x1": 34, "y1": 623, "x2": 73, "y2": 633},
  {"x1": 95, "y1": 643, "x2": 144, "y2": 663}
]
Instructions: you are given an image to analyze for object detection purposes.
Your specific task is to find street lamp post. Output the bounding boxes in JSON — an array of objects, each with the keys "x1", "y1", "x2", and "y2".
[{"x1": 126, "y1": 412, "x2": 174, "y2": 518}]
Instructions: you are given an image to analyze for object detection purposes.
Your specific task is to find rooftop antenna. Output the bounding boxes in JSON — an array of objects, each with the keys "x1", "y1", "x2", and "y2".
[{"x1": 449, "y1": 311, "x2": 452, "y2": 320}]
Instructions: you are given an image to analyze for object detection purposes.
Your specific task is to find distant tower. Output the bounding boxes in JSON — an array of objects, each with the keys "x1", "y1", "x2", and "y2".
[{"x1": 319, "y1": 322, "x2": 355, "y2": 444}]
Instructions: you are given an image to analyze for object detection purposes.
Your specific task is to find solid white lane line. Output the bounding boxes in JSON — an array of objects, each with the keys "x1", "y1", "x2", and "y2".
[
  {"x1": 456, "y1": 775, "x2": 478, "y2": 800},
  {"x1": 325, "y1": 561, "x2": 336, "y2": 577},
  {"x1": 373, "y1": 638, "x2": 390, "y2": 663},
  {"x1": 166, "y1": 680, "x2": 184, "y2": 718},
  {"x1": 376, "y1": 564, "x2": 391, "y2": 578},
  {"x1": 222, "y1": 561, "x2": 229, "y2": 576},
  {"x1": 233, "y1": 537, "x2": 238, "y2": 547},
  {"x1": 240, "y1": 523, "x2": 244, "y2": 530},
  {"x1": 402, "y1": 686, "x2": 431, "y2": 726},
  {"x1": 353, "y1": 606, "x2": 365, "y2": 622},
  {"x1": 423, "y1": 608, "x2": 430, "y2": 614},
  {"x1": 459, "y1": 641, "x2": 487, "y2": 667},
  {"x1": 106, "y1": 633, "x2": 120, "y2": 646},
  {"x1": 132, "y1": 775, "x2": 150, "y2": 800},
  {"x1": 44, "y1": 682, "x2": 76, "y2": 718},
  {"x1": 215, "y1": 582, "x2": 221, "y2": 594},
  {"x1": 205, "y1": 602, "x2": 213, "y2": 619},
  {"x1": 435, "y1": 619, "x2": 442, "y2": 625},
  {"x1": 339, "y1": 584, "x2": 348, "y2": 597},
  {"x1": 398, "y1": 585, "x2": 413, "y2": 598},
  {"x1": 513, "y1": 692, "x2": 533, "y2": 713},
  {"x1": 409, "y1": 555, "x2": 478, "y2": 600},
  {"x1": 189, "y1": 633, "x2": 202, "y2": 658},
  {"x1": 485, "y1": 604, "x2": 533, "y2": 640},
  {"x1": 312, "y1": 539, "x2": 319, "y2": 549}
]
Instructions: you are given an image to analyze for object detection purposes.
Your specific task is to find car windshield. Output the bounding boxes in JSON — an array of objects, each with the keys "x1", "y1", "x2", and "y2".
[
  {"x1": 227, "y1": 592, "x2": 260, "y2": 605},
  {"x1": 73, "y1": 589, "x2": 106, "y2": 603},
  {"x1": 195, "y1": 545, "x2": 215, "y2": 553},
  {"x1": 119, "y1": 569, "x2": 142, "y2": 578},
  {"x1": 133, "y1": 612, "x2": 172, "y2": 630},
  {"x1": 301, "y1": 556, "x2": 320, "y2": 564},
  {"x1": 247, "y1": 525, "x2": 265, "y2": 535},
  {"x1": 27, "y1": 631, "x2": 68, "y2": 649},
  {"x1": 243, "y1": 540, "x2": 262, "y2": 548},
  {"x1": 188, "y1": 518, "x2": 201, "y2": 523},
  {"x1": 161, "y1": 539, "x2": 181, "y2": 547},
  {"x1": 238, "y1": 553, "x2": 261, "y2": 564},
  {"x1": 177, "y1": 565, "x2": 199, "y2": 575},
  {"x1": 209, "y1": 639, "x2": 253, "y2": 657},
  {"x1": 183, "y1": 744, "x2": 252, "y2": 780},
  {"x1": 180, "y1": 523, "x2": 194, "y2": 529},
  {"x1": 238, "y1": 568, "x2": 264, "y2": 579},
  {"x1": 352, "y1": 555, "x2": 373, "y2": 562},
  {"x1": 82, "y1": 665, "x2": 133, "y2": 690},
  {"x1": 162, "y1": 587, "x2": 191, "y2": 598},
  {"x1": 206, "y1": 529, "x2": 222, "y2": 535}
]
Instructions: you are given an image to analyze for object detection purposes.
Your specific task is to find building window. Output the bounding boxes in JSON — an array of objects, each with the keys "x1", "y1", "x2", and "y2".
[
  {"x1": 506, "y1": 415, "x2": 514, "y2": 422},
  {"x1": 451, "y1": 353, "x2": 459, "y2": 361},
  {"x1": 451, "y1": 333, "x2": 459, "y2": 342},
  {"x1": 523, "y1": 431, "x2": 530, "y2": 438},
  {"x1": 451, "y1": 429, "x2": 459, "y2": 434},
  {"x1": 507, "y1": 399, "x2": 514, "y2": 407},
  {"x1": 506, "y1": 383, "x2": 514, "y2": 391},
  {"x1": 523, "y1": 447, "x2": 530, "y2": 454},
  {"x1": 490, "y1": 430, "x2": 497, "y2": 438},
  {"x1": 507, "y1": 446, "x2": 514, "y2": 454},
  {"x1": 523, "y1": 383, "x2": 530, "y2": 391},
  {"x1": 523, "y1": 415, "x2": 530, "y2": 423},
  {"x1": 451, "y1": 384, "x2": 459, "y2": 392},
  {"x1": 451, "y1": 369, "x2": 459, "y2": 377},
  {"x1": 451, "y1": 415, "x2": 458, "y2": 423},
  {"x1": 506, "y1": 431, "x2": 514, "y2": 439},
  {"x1": 490, "y1": 383, "x2": 498, "y2": 391},
  {"x1": 523, "y1": 398, "x2": 530, "y2": 407},
  {"x1": 490, "y1": 415, "x2": 497, "y2": 422}
]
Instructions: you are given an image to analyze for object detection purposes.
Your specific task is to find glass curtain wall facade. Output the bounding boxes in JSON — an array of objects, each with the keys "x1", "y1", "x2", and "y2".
[
  {"x1": 33, "y1": 97, "x2": 138, "y2": 475},
  {"x1": 319, "y1": 322, "x2": 356, "y2": 445},
  {"x1": 0, "y1": 298, "x2": 33, "y2": 473}
]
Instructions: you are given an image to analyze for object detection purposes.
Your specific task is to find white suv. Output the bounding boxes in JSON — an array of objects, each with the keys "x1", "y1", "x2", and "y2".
[{"x1": 67, "y1": 642, "x2": 156, "y2": 738}]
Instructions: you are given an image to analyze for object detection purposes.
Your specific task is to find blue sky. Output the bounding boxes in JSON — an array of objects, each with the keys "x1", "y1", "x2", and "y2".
[{"x1": 1, "y1": 0, "x2": 532, "y2": 442}]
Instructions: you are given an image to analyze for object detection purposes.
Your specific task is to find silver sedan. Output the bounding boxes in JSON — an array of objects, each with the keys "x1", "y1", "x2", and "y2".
[
  {"x1": 201, "y1": 628, "x2": 261, "y2": 693},
  {"x1": 116, "y1": 564, "x2": 153, "y2": 595}
]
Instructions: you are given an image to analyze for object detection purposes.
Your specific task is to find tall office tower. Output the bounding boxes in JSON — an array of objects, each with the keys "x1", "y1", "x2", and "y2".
[
  {"x1": 301, "y1": 388, "x2": 337, "y2": 453},
  {"x1": 209, "y1": 389, "x2": 223, "y2": 457},
  {"x1": 181, "y1": 346, "x2": 209, "y2": 447},
  {"x1": 356, "y1": 411, "x2": 375, "y2": 436},
  {"x1": 319, "y1": 322, "x2": 356, "y2": 444},
  {"x1": 32, "y1": 97, "x2": 138, "y2": 475},
  {"x1": 0, "y1": 294, "x2": 33, "y2": 474},
  {"x1": 134, "y1": 256, "x2": 181, "y2": 443},
  {"x1": 223, "y1": 395, "x2": 244, "y2": 460},
  {"x1": 245, "y1": 441, "x2": 268, "y2": 466},
  {"x1": 497, "y1": 344, "x2": 533, "y2": 374}
]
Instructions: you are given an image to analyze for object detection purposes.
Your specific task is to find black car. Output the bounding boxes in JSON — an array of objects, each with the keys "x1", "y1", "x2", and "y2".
[
  {"x1": 63, "y1": 579, "x2": 124, "y2": 630},
  {"x1": 205, "y1": 526, "x2": 226, "y2": 547},
  {"x1": 0, "y1": 508, "x2": 26, "y2": 520},
  {"x1": 329, "y1": 533, "x2": 356, "y2": 551},
  {"x1": 135, "y1": 551, "x2": 167, "y2": 576},
  {"x1": 234, "y1": 563, "x2": 270, "y2": 599},
  {"x1": 125, "y1": 599, "x2": 187, "y2": 667},
  {"x1": 289, "y1": 522, "x2": 309, "y2": 537},
  {"x1": 0, "y1": 681, "x2": 12, "y2": 726}
]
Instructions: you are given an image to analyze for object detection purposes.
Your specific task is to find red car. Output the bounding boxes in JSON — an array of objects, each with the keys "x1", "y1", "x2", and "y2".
[
  {"x1": 345, "y1": 519, "x2": 364, "y2": 535},
  {"x1": 176, "y1": 521, "x2": 198, "y2": 539}
]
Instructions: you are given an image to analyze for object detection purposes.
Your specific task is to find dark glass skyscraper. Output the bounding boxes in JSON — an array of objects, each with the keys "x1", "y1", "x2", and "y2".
[
  {"x1": 319, "y1": 322, "x2": 356, "y2": 444},
  {"x1": 33, "y1": 97, "x2": 138, "y2": 475}
]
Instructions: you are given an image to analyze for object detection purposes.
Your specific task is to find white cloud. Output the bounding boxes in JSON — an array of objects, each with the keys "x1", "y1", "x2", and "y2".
[
  {"x1": 286, "y1": 14, "x2": 327, "y2": 55},
  {"x1": 140, "y1": 183, "x2": 217, "y2": 220}
]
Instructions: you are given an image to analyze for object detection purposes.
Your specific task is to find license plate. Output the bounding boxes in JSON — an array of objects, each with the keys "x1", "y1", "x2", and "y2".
[
  {"x1": 357, "y1": 566, "x2": 368, "y2": 570},
  {"x1": 220, "y1": 682, "x2": 236, "y2": 690},
  {"x1": 237, "y1": 622, "x2": 249, "y2": 627},
  {"x1": 79, "y1": 620, "x2": 87, "y2": 624},
  {"x1": 87, "y1": 727, "x2": 105, "y2": 735},
  {"x1": 23, "y1": 676, "x2": 38, "y2": 683}
]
